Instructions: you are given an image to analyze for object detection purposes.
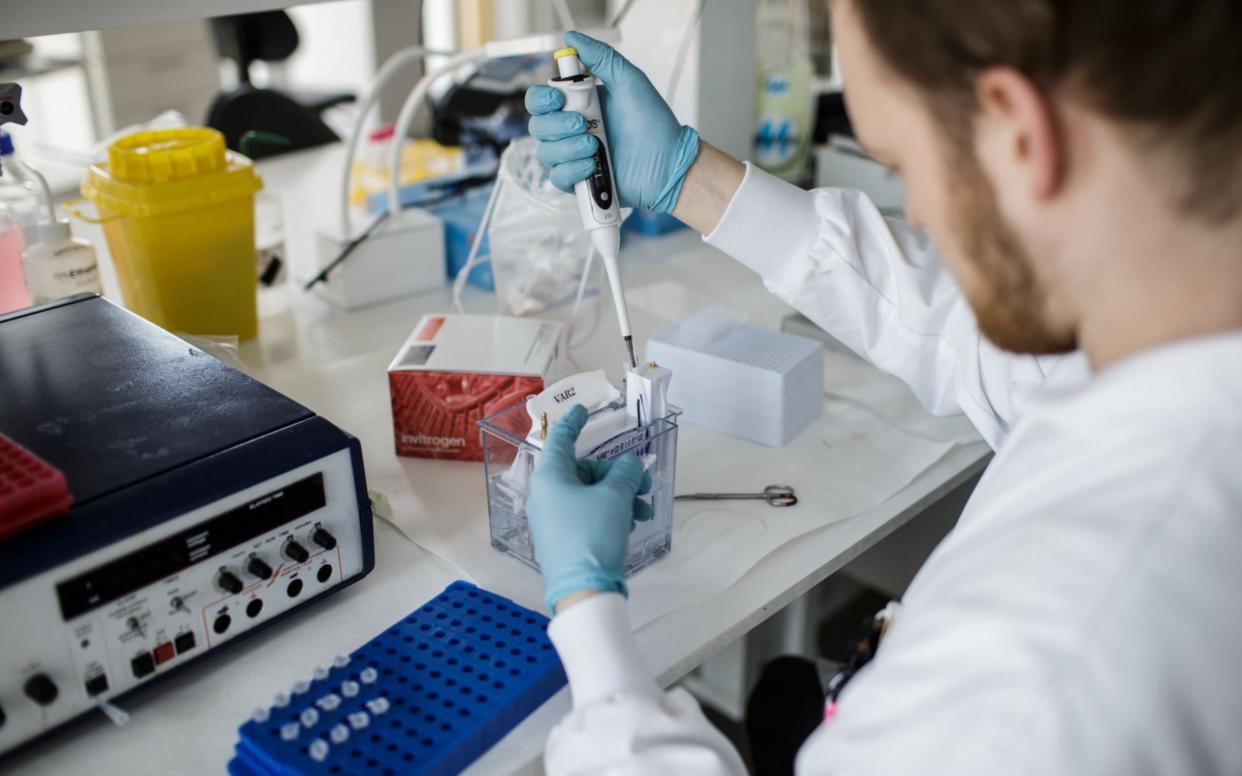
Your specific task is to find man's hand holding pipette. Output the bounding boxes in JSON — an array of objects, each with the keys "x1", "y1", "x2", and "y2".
[{"x1": 525, "y1": 32, "x2": 701, "y2": 214}]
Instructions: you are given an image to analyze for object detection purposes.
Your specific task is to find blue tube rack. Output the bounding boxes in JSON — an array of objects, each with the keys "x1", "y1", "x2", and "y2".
[{"x1": 229, "y1": 581, "x2": 566, "y2": 776}]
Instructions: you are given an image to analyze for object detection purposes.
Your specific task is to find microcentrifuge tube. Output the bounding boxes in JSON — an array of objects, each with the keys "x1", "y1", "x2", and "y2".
[
  {"x1": 252, "y1": 707, "x2": 270, "y2": 724},
  {"x1": 308, "y1": 738, "x2": 330, "y2": 762},
  {"x1": 273, "y1": 691, "x2": 291, "y2": 708},
  {"x1": 316, "y1": 693, "x2": 342, "y2": 712},
  {"x1": 280, "y1": 722, "x2": 300, "y2": 741},
  {"x1": 360, "y1": 666, "x2": 378, "y2": 684},
  {"x1": 347, "y1": 711, "x2": 370, "y2": 730},
  {"x1": 293, "y1": 680, "x2": 311, "y2": 694},
  {"x1": 329, "y1": 724, "x2": 350, "y2": 744},
  {"x1": 312, "y1": 665, "x2": 329, "y2": 680},
  {"x1": 300, "y1": 707, "x2": 320, "y2": 728},
  {"x1": 341, "y1": 680, "x2": 360, "y2": 698},
  {"x1": 365, "y1": 697, "x2": 391, "y2": 716},
  {"x1": 332, "y1": 654, "x2": 351, "y2": 668}
]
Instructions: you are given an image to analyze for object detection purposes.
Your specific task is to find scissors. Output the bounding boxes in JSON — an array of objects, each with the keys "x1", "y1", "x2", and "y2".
[{"x1": 675, "y1": 484, "x2": 799, "y2": 508}]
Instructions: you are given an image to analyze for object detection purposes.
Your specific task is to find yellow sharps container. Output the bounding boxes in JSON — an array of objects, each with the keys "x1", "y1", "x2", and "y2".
[{"x1": 80, "y1": 128, "x2": 263, "y2": 339}]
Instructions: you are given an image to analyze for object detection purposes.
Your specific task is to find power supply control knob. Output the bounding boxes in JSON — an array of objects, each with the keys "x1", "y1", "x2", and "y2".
[
  {"x1": 284, "y1": 540, "x2": 310, "y2": 564},
  {"x1": 246, "y1": 555, "x2": 274, "y2": 580},
  {"x1": 312, "y1": 526, "x2": 337, "y2": 551},
  {"x1": 216, "y1": 569, "x2": 244, "y2": 595},
  {"x1": 24, "y1": 674, "x2": 58, "y2": 706}
]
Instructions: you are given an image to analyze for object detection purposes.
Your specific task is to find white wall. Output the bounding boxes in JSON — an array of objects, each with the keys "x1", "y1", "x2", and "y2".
[
  {"x1": 284, "y1": 0, "x2": 378, "y2": 93},
  {"x1": 609, "y1": 0, "x2": 702, "y2": 125},
  {"x1": 608, "y1": 0, "x2": 758, "y2": 160},
  {"x1": 6, "y1": 34, "x2": 95, "y2": 154}
]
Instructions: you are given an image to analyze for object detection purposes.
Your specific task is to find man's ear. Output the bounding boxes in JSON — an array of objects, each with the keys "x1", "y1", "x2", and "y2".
[{"x1": 974, "y1": 67, "x2": 1063, "y2": 200}]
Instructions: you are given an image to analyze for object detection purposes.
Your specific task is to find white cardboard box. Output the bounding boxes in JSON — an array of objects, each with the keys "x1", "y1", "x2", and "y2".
[
  {"x1": 647, "y1": 312, "x2": 824, "y2": 447},
  {"x1": 308, "y1": 209, "x2": 445, "y2": 311}
]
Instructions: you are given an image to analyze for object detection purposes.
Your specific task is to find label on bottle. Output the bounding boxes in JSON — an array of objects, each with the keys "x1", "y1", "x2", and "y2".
[{"x1": 23, "y1": 244, "x2": 102, "y2": 304}]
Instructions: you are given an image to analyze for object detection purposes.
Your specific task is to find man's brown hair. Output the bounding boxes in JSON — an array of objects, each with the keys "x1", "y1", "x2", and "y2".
[{"x1": 850, "y1": 0, "x2": 1242, "y2": 222}]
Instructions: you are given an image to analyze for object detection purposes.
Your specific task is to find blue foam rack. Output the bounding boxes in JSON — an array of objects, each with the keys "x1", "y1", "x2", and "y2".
[{"x1": 229, "y1": 581, "x2": 566, "y2": 776}]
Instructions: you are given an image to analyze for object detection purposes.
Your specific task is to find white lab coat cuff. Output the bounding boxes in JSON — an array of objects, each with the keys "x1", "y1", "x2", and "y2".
[
  {"x1": 548, "y1": 592, "x2": 659, "y2": 708},
  {"x1": 704, "y1": 161, "x2": 821, "y2": 281}
]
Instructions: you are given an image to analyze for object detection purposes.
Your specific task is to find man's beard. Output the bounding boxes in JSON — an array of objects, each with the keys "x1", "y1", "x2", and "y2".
[{"x1": 949, "y1": 151, "x2": 1077, "y2": 355}]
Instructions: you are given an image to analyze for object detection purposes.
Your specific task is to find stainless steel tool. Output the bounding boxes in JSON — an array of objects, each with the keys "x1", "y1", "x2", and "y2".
[{"x1": 675, "y1": 484, "x2": 798, "y2": 507}]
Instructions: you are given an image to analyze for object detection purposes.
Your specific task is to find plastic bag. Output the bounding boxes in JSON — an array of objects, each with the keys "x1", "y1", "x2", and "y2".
[{"x1": 487, "y1": 137, "x2": 595, "y2": 315}]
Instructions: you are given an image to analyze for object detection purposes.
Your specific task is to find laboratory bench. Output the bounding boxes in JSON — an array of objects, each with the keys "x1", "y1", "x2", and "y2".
[{"x1": 1, "y1": 144, "x2": 990, "y2": 775}]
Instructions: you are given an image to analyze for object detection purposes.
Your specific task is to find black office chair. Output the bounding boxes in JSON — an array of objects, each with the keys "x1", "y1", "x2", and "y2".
[{"x1": 206, "y1": 11, "x2": 355, "y2": 159}]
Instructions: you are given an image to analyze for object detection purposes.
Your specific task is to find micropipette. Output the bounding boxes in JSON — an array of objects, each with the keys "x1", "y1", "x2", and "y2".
[{"x1": 548, "y1": 46, "x2": 637, "y2": 368}]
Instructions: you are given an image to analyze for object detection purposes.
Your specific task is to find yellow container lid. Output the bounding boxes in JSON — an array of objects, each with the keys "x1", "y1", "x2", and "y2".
[{"x1": 82, "y1": 127, "x2": 262, "y2": 218}]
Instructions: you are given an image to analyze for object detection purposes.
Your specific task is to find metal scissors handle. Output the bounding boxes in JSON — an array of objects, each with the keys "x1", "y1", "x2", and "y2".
[{"x1": 675, "y1": 485, "x2": 798, "y2": 507}]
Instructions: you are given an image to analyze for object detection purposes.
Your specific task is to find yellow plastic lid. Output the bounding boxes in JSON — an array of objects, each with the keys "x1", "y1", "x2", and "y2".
[
  {"x1": 82, "y1": 127, "x2": 262, "y2": 218},
  {"x1": 108, "y1": 128, "x2": 227, "y2": 184},
  {"x1": 553, "y1": 47, "x2": 578, "y2": 61}
]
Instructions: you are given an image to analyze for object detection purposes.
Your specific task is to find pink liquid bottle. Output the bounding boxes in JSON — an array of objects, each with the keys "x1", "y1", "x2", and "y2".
[
  {"x1": 0, "y1": 131, "x2": 39, "y2": 313},
  {"x1": 0, "y1": 216, "x2": 31, "y2": 313}
]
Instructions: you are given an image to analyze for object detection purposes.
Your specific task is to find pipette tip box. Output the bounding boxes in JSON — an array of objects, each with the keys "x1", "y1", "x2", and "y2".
[
  {"x1": 229, "y1": 580, "x2": 565, "y2": 776},
  {"x1": 478, "y1": 400, "x2": 679, "y2": 577},
  {"x1": 646, "y1": 308, "x2": 824, "y2": 447}
]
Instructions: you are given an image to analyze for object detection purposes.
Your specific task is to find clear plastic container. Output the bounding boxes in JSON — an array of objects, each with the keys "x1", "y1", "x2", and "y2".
[
  {"x1": 0, "y1": 132, "x2": 47, "y2": 243},
  {"x1": 479, "y1": 399, "x2": 679, "y2": 577}
]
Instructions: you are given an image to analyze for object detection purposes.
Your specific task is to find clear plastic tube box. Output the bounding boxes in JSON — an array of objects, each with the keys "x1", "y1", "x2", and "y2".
[{"x1": 478, "y1": 400, "x2": 679, "y2": 576}]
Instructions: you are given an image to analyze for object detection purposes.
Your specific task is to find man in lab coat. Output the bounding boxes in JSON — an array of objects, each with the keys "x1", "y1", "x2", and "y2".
[{"x1": 522, "y1": 1, "x2": 1242, "y2": 772}]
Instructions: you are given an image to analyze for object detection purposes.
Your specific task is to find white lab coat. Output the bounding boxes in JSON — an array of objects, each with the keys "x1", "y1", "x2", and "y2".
[{"x1": 543, "y1": 163, "x2": 1242, "y2": 775}]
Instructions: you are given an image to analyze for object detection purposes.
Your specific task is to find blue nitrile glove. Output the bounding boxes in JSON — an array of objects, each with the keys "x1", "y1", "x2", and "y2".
[
  {"x1": 525, "y1": 31, "x2": 701, "y2": 214},
  {"x1": 525, "y1": 404, "x2": 654, "y2": 614}
]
